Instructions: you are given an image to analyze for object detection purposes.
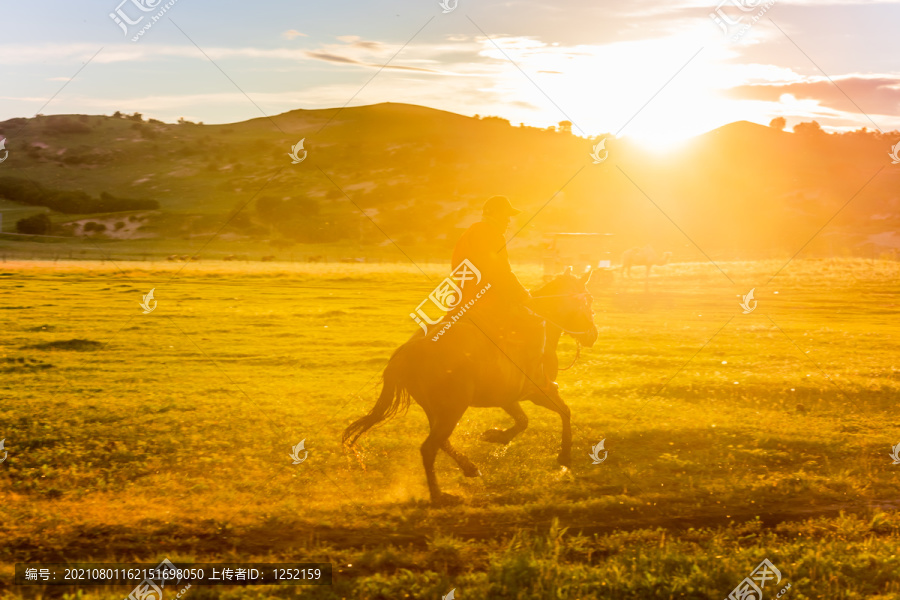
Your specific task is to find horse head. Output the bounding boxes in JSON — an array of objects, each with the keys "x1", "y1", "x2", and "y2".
[{"x1": 532, "y1": 266, "x2": 599, "y2": 347}]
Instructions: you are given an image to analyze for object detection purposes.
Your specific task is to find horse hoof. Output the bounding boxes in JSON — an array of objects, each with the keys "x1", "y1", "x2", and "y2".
[
  {"x1": 557, "y1": 454, "x2": 571, "y2": 468},
  {"x1": 480, "y1": 428, "x2": 509, "y2": 444},
  {"x1": 432, "y1": 493, "x2": 463, "y2": 507},
  {"x1": 556, "y1": 466, "x2": 574, "y2": 480}
]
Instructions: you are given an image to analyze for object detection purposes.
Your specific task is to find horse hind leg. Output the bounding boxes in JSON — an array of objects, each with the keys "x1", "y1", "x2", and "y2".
[
  {"x1": 420, "y1": 400, "x2": 469, "y2": 505},
  {"x1": 481, "y1": 402, "x2": 528, "y2": 445},
  {"x1": 441, "y1": 439, "x2": 481, "y2": 477}
]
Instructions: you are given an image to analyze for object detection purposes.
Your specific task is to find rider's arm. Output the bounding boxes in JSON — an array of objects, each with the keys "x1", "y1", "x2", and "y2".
[{"x1": 482, "y1": 229, "x2": 531, "y2": 303}]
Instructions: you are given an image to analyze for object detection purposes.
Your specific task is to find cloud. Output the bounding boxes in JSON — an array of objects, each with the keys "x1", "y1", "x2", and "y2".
[
  {"x1": 282, "y1": 29, "x2": 307, "y2": 40},
  {"x1": 304, "y1": 51, "x2": 443, "y2": 73},
  {"x1": 728, "y1": 76, "x2": 900, "y2": 120},
  {"x1": 335, "y1": 35, "x2": 384, "y2": 51}
]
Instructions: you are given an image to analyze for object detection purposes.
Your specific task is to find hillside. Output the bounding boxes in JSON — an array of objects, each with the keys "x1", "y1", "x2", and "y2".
[{"x1": 0, "y1": 104, "x2": 897, "y2": 262}]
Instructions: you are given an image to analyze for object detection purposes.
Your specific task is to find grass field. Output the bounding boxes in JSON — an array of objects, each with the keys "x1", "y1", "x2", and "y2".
[{"x1": 2, "y1": 257, "x2": 900, "y2": 599}]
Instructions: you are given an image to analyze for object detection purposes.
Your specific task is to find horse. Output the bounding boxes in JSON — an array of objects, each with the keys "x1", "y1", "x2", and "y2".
[
  {"x1": 620, "y1": 246, "x2": 671, "y2": 279},
  {"x1": 342, "y1": 267, "x2": 599, "y2": 505}
]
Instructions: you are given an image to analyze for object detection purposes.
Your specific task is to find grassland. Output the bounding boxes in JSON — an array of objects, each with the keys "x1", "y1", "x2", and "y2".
[{"x1": 1, "y1": 257, "x2": 900, "y2": 599}]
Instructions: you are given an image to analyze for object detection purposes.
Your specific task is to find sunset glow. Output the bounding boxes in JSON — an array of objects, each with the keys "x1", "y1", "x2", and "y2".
[{"x1": 3, "y1": 1, "x2": 900, "y2": 597}]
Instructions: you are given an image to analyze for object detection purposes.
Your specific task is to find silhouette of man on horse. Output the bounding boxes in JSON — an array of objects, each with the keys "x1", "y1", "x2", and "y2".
[
  {"x1": 343, "y1": 195, "x2": 599, "y2": 504},
  {"x1": 450, "y1": 195, "x2": 553, "y2": 394}
]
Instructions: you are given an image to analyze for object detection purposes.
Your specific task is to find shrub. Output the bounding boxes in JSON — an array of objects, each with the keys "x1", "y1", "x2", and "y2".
[
  {"x1": 83, "y1": 221, "x2": 106, "y2": 234},
  {"x1": 16, "y1": 213, "x2": 51, "y2": 235}
]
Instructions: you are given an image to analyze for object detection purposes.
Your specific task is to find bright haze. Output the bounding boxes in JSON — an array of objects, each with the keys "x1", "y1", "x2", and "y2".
[{"x1": 1, "y1": 0, "x2": 899, "y2": 148}]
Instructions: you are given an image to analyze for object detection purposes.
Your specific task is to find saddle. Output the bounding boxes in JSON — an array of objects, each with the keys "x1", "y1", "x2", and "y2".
[{"x1": 460, "y1": 303, "x2": 552, "y2": 389}]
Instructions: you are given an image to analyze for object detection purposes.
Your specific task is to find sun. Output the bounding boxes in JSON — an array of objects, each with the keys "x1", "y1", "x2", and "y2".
[{"x1": 492, "y1": 25, "x2": 757, "y2": 154}]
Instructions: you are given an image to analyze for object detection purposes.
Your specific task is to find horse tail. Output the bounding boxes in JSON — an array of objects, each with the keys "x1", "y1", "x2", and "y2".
[{"x1": 342, "y1": 345, "x2": 412, "y2": 447}]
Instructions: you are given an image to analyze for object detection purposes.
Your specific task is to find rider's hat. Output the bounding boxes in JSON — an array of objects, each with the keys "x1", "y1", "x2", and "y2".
[{"x1": 483, "y1": 195, "x2": 521, "y2": 217}]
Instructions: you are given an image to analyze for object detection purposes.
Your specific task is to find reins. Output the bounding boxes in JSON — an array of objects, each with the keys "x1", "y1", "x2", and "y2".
[
  {"x1": 557, "y1": 341, "x2": 581, "y2": 371},
  {"x1": 525, "y1": 290, "x2": 593, "y2": 371}
]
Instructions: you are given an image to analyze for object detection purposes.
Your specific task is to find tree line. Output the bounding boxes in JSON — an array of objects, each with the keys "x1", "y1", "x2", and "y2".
[{"x1": 0, "y1": 177, "x2": 159, "y2": 215}]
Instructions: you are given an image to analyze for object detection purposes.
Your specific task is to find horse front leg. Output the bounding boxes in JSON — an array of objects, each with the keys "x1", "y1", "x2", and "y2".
[
  {"x1": 558, "y1": 396, "x2": 571, "y2": 467},
  {"x1": 527, "y1": 384, "x2": 572, "y2": 468}
]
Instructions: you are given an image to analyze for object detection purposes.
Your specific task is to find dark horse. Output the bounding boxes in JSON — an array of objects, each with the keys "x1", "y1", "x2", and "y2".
[{"x1": 342, "y1": 268, "x2": 599, "y2": 504}]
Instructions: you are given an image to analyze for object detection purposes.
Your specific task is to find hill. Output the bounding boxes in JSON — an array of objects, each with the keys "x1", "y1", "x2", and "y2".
[{"x1": 0, "y1": 105, "x2": 897, "y2": 261}]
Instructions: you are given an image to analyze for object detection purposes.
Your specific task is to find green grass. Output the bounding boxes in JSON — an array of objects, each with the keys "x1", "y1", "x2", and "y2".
[{"x1": 1, "y1": 258, "x2": 900, "y2": 599}]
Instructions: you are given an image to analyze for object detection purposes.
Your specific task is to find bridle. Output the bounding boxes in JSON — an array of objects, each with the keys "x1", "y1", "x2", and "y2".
[
  {"x1": 557, "y1": 341, "x2": 581, "y2": 371},
  {"x1": 527, "y1": 290, "x2": 595, "y2": 371}
]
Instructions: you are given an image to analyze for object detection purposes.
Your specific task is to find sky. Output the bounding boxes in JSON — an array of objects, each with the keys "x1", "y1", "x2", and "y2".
[{"x1": 0, "y1": 0, "x2": 898, "y2": 147}]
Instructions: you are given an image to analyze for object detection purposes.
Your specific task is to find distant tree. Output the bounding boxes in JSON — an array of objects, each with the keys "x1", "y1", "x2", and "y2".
[
  {"x1": 558, "y1": 120, "x2": 573, "y2": 134},
  {"x1": 793, "y1": 120, "x2": 824, "y2": 136},
  {"x1": 148, "y1": 118, "x2": 164, "y2": 125},
  {"x1": 769, "y1": 116, "x2": 786, "y2": 130},
  {"x1": 112, "y1": 111, "x2": 123, "y2": 119},
  {"x1": 16, "y1": 213, "x2": 51, "y2": 235},
  {"x1": 83, "y1": 221, "x2": 107, "y2": 234},
  {"x1": 128, "y1": 112, "x2": 143, "y2": 122}
]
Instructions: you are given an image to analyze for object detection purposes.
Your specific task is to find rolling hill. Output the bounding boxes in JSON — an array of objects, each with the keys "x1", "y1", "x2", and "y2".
[{"x1": 0, "y1": 103, "x2": 897, "y2": 262}]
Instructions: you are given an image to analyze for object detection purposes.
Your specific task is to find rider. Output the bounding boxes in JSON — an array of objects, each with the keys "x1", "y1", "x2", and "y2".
[{"x1": 450, "y1": 195, "x2": 552, "y2": 392}]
